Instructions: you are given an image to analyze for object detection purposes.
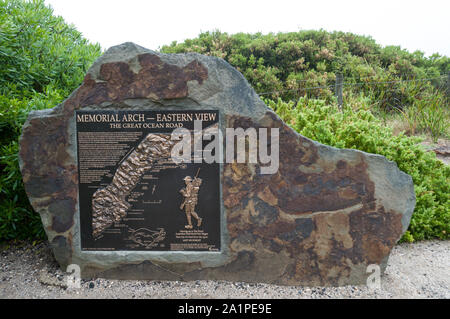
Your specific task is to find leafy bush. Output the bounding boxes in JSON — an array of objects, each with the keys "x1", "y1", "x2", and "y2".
[
  {"x1": 266, "y1": 97, "x2": 450, "y2": 242},
  {"x1": 0, "y1": 0, "x2": 102, "y2": 241},
  {"x1": 161, "y1": 30, "x2": 450, "y2": 104},
  {"x1": 162, "y1": 30, "x2": 449, "y2": 141}
]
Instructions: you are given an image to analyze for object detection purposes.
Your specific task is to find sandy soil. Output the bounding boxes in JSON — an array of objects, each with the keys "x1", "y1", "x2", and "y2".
[{"x1": 0, "y1": 240, "x2": 448, "y2": 299}]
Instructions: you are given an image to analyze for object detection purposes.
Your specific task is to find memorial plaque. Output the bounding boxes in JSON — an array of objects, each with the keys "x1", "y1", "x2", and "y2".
[
  {"x1": 76, "y1": 110, "x2": 220, "y2": 251},
  {"x1": 19, "y1": 43, "x2": 415, "y2": 285}
]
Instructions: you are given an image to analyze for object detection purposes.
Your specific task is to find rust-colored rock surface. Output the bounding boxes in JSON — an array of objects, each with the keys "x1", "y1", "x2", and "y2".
[{"x1": 19, "y1": 42, "x2": 415, "y2": 286}]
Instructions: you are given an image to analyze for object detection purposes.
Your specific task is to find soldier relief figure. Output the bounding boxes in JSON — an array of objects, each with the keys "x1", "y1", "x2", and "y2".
[{"x1": 179, "y1": 170, "x2": 203, "y2": 229}]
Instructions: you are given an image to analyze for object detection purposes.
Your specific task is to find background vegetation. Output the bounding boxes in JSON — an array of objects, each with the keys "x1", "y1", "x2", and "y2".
[
  {"x1": 162, "y1": 31, "x2": 449, "y2": 242},
  {"x1": 0, "y1": 0, "x2": 101, "y2": 241},
  {"x1": 0, "y1": 1, "x2": 448, "y2": 242},
  {"x1": 162, "y1": 31, "x2": 449, "y2": 141}
]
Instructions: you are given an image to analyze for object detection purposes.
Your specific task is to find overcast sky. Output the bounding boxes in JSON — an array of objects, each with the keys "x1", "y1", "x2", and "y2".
[{"x1": 44, "y1": 0, "x2": 449, "y2": 57}]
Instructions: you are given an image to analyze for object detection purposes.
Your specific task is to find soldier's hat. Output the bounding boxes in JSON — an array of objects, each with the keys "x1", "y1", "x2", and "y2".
[{"x1": 183, "y1": 176, "x2": 192, "y2": 181}]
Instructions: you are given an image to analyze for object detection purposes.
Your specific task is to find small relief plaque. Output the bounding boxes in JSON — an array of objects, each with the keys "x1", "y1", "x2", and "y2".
[{"x1": 76, "y1": 110, "x2": 220, "y2": 251}]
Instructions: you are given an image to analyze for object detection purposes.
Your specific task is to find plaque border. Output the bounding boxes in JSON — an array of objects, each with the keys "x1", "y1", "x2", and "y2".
[{"x1": 74, "y1": 109, "x2": 224, "y2": 254}]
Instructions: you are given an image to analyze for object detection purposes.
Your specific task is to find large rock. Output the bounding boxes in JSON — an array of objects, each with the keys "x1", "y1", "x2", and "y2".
[{"x1": 19, "y1": 42, "x2": 415, "y2": 286}]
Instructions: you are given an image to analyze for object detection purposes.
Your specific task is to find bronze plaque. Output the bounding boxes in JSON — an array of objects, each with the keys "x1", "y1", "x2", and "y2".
[{"x1": 76, "y1": 110, "x2": 221, "y2": 251}]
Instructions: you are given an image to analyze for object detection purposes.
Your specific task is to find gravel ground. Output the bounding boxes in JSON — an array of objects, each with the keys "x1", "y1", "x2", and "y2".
[{"x1": 0, "y1": 240, "x2": 448, "y2": 299}]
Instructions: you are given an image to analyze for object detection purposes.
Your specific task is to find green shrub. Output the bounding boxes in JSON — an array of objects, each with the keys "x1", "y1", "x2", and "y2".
[
  {"x1": 162, "y1": 30, "x2": 449, "y2": 141},
  {"x1": 0, "y1": 0, "x2": 102, "y2": 241},
  {"x1": 161, "y1": 30, "x2": 450, "y2": 104},
  {"x1": 266, "y1": 97, "x2": 450, "y2": 242}
]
